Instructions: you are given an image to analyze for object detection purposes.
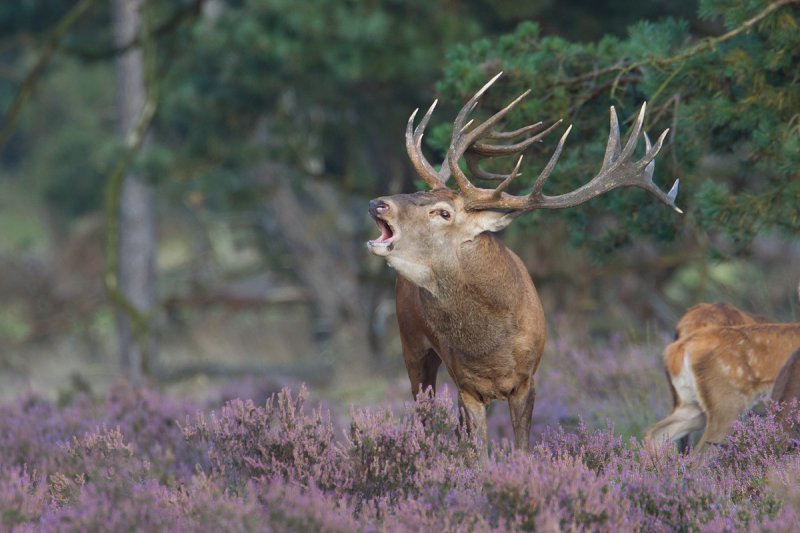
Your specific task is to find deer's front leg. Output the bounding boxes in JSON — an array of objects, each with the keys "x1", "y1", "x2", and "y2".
[
  {"x1": 402, "y1": 346, "x2": 442, "y2": 399},
  {"x1": 508, "y1": 377, "x2": 536, "y2": 450},
  {"x1": 458, "y1": 391, "x2": 488, "y2": 453}
]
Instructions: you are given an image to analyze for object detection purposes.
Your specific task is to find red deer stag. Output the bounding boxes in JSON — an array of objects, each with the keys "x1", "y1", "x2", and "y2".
[
  {"x1": 367, "y1": 72, "x2": 680, "y2": 449},
  {"x1": 662, "y1": 303, "x2": 770, "y2": 452},
  {"x1": 645, "y1": 321, "x2": 800, "y2": 452}
]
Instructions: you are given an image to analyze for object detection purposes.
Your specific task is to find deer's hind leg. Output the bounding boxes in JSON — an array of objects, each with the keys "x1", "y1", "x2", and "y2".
[
  {"x1": 694, "y1": 392, "x2": 750, "y2": 452},
  {"x1": 692, "y1": 356, "x2": 751, "y2": 452},
  {"x1": 645, "y1": 403, "x2": 706, "y2": 448}
]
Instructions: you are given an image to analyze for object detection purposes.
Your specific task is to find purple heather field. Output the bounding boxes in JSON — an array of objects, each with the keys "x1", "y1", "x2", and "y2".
[{"x1": 2, "y1": 334, "x2": 800, "y2": 532}]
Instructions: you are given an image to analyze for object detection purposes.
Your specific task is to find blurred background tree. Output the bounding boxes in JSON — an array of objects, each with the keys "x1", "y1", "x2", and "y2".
[{"x1": 0, "y1": 0, "x2": 796, "y2": 395}]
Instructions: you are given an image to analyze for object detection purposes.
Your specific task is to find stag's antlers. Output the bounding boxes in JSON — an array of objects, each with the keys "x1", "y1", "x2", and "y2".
[{"x1": 405, "y1": 72, "x2": 682, "y2": 214}]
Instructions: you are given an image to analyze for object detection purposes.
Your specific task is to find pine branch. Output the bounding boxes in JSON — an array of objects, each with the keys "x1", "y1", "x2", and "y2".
[
  {"x1": 0, "y1": 0, "x2": 99, "y2": 152},
  {"x1": 65, "y1": 0, "x2": 205, "y2": 61},
  {"x1": 609, "y1": 0, "x2": 799, "y2": 99},
  {"x1": 656, "y1": 0, "x2": 800, "y2": 67}
]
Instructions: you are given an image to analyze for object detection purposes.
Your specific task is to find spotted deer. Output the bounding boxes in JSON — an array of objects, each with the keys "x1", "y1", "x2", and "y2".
[
  {"x1": 646, "y1": 319, "x2": 800, "y2": 452},
  {"x1": 660, "y1": 303, "x2": 771, "y2": 452},
  {"x1": 367, "y1": 72, "x2": 680, "y2": 449}
]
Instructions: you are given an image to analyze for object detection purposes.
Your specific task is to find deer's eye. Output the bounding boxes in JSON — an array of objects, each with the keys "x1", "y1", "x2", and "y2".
[{"x1": 439, "y1": 209, "x2": 451, "y2": 220}]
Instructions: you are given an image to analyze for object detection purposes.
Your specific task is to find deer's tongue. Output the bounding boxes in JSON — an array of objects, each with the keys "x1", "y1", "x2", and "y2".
[{"x1": 371, "y1": 217, "x2": 394, "y2": 244}]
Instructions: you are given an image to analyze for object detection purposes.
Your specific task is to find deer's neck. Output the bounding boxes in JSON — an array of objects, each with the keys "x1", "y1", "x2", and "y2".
[{"x1": 419, "y1": 233, "x2": 533, "y2": 355}]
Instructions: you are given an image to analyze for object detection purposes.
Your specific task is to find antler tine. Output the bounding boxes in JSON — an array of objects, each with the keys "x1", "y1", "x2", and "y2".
[
  {"x1": 452, "y1": 89, "x2": 532, "y2": 156},
  {"x1": 465, "y1": 153, "x2": 507, "y2": 181},
  {"x1": 492, "y1": 155, "x2": 524, "y2": 197},
  {"x1": 640, "y1": 129, "x2": 683, "y2": 213},
  {"x1": 599, "y1": 106, "x2": 622, "y2": 175},
  {"x1": 486, "y1": 122, "x2": 543, "y2": 140},
  {"x1": 405, "y1": 100, "x2": 448, "y2": 189},
  {"x1": 449, "y1": 86, "x2": 534, "y2": 191},
  {"x1": 469, "y1": 119, "x2": 562, "y2": 157},
  {"x1": 465, "y1": 120, "x2": 561, "y2": 183},
  {"x1": 530, "y1": 124, "x2": 572, "y2": 198},
  {"x1": 451, "y1": 72, "x2": 505, "y2": 137},
  {"x1": 461, "y1": 104, "x2": 682, "y2": 214},
  {"x1": 619, "y1": 102, "x2": 646, "y2": 162}
]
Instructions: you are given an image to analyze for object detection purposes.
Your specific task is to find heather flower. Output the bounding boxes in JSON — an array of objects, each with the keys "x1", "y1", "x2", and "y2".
[
  {"x1": 182, "y1": 385, "x2": 342, "y2": 490},
  {"x1": 101, "y1": 379, "x2": 202, "y2": 484},
  {"x1": 0, "y1": 466, "x2": 47, "y2": 530},
  {"x1": 346, "y1": 387, "x2": 479, "y2": 507},
  {"x1": 173, "y1": 473, "x2": 268, "y2": 531},
  {"x1": 48, "y1": 426, "x2": 151, "y2": 507},
  {"x1": 0, "y1": 364, "x2": 797, "y2": 531},
  {"x1": 0, "y1": 394, "x2": 95, "y2": 473},
  {"x1": 539, "y1": 419, "x2": 631, "y2": 474},
  {"x1": 258, "y1": 479, "x2": 363, "y2": 532},
  {"x1": 39, "y1": 479, "x2": 181, "y2": 531},
  {"x1": 481, "y1": 450, "x2": 630, "y2": 532}
]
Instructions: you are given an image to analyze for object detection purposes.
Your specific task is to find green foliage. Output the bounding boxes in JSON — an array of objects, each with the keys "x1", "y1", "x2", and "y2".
[
  {"x1": 436, "y1": 0, "x2": 799, "y2": 257},
  {"x1": 154, "y1": 0, "x2": 495, "y2": 208},
  {"x1": 1, "y1": 0, "x2": 794, "y2": 252}
]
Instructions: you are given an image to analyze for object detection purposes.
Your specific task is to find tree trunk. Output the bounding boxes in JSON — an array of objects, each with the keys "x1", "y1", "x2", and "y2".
[
  {"x1": 258, "y1": 169, "x2": 374, "y2": 382},
  {"x1": 112, "y1": 0, "x2": 157, "y2": 383}
]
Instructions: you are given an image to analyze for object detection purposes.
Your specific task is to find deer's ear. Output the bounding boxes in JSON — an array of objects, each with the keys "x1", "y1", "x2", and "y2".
[{"x1": 468, "y1": 210, "x2": 517, "y2": 235}]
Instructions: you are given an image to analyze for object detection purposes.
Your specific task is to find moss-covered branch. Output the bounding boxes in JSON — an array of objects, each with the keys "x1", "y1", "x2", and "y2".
[{"x1": 0, "y1": 0, "x2": 99, "y2": 152}]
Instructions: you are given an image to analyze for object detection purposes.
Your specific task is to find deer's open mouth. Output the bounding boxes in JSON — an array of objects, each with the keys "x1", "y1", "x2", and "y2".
[{"x1": 368, "y1": 216, "x2": 396, "y2": 251}]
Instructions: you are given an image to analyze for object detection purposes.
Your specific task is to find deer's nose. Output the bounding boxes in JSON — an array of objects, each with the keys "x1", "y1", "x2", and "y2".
[{"x1": 369, "y1": 199, "x2": 390, "y2": 217}]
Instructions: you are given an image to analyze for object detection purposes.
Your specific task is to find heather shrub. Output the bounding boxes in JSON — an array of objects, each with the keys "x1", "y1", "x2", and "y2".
[
  {"x1": 173, "y1": 474, "x2": 268, "y2": 531},
  {"x1": 258, "y1": 479, "x2": 363, "y2": 532},
  {"x1": 0, "y1": 394, "x2": 95, "y2": 473},
  {"x1": 39, "y1": 480, "x2": 181, "y2": 531},
  {"x1": 1, "y1": 372, "x2": 799, "y2": 531},
  {"x1": 182, "y1": 385, "x2": 342, "y2": 491},
  {"x1": 613, "y1": 448, "x2": 730, "y2": 530},
  {"x1": 711, "y1": 400, "x2": 800, "y2": 472},
  {"x1": 346, "y1": 388, "x2": 480, "y2": 507},
  {"x1": 101, "y1": 379, "x2": 202, "y2": 484},
  {"x1": 482, "y1": 451, "x2": 629, "y2": 532},
  {"x1": 382, "y1": 479, "x2": 490, "y2": 532},
  {"x1": 539, "y1": 420, "x2": 632, "y2": 474},
  {"x1": 48, "y1": 426, "x2": 153, "y2": 508},
  {"x1": 767, "y1": 453, "x2": 800, "y2": 528},
  {"x1": 0, "y1": 467, "x2": 47, "y2": 530}
]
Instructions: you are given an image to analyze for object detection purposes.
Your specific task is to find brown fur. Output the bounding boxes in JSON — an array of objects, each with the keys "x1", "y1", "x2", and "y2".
[
  {"x1": 771, "y1": 348, "x2": 800, "y2": 437},
  {"x1": 772, "y1": 348, "x2": 800, "y2": 404},
  {"x1": 673, "y1": 302, "x2": 770, "y2": 342},
  {"x1": 370, "y1": 189, "x2": 545, "y2": 450},
  {"x1": 646, "y1": 322, "x2": 800, "y2": 452}
]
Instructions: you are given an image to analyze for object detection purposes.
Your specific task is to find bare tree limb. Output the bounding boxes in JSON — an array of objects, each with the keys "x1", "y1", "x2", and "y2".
[
  {"x1": 0, "y1": 0, "x2": 99, "y2": 152},
  {"x1": 65, "y1": 0, "x2": 205, "y2": 61}
]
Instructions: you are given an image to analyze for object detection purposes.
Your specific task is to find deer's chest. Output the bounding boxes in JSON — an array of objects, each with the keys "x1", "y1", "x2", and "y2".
[{"x1": 420, "y1": 291, "x2": 511, "y2": 357}]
